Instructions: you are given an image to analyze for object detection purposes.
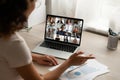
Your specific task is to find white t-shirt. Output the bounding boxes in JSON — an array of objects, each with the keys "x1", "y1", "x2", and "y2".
[
  {"x1": 0, "y1": 33, "x2": 32, "y2": 80},
  {"x1": 65, "y1": 24, "x2": 73, "y2": 33}
]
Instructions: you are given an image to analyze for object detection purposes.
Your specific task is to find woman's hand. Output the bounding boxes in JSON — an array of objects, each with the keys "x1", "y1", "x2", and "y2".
[
  {"x1": 67, "y1": 51, "x2": 95, "y2": 66},
  {"x1": 32, "y1": 54, "x2": 58, "y2": 66}
]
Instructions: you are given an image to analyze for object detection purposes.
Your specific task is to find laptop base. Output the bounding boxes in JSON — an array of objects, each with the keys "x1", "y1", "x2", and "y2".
[{"x1": 32, "y1": 43, "x2": 79, "y2": 59}]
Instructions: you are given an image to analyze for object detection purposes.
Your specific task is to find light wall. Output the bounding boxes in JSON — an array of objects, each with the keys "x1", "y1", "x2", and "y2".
[
  {"x1": 28, "y1": 0, "x2": 46, "y2": 27},
  {"x1": 46, "y1": 0, "x2": 77, "y2": 17}
]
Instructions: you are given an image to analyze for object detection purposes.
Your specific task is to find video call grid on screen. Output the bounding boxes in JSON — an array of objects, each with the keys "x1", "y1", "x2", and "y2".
[{"x1": 45, "y1": 14, "x2": 83, "y2": 45}]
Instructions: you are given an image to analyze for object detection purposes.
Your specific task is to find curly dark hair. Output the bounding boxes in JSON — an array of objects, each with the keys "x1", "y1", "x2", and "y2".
[{"x1": 0, "y1": 0, "x2": 29, "y2": 37}]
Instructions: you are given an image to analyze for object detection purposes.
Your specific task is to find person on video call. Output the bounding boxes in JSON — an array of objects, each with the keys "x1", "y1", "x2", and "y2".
[
  {"x1": 73, "y1": 20, "x2": 82, "y2": 38},
  {"x1": 0, "y1": 0, "x2": 95, "y2": 80},
  {"x1": 57, "y1": 24, "x2": 66, "y2": 36},
  {"x1": 65, "y1": 19, "x2": 73, "y2": 39}
]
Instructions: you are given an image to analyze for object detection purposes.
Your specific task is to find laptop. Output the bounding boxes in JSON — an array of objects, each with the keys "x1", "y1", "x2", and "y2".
[{"x1": 32, "y1": 14, "x2": 84, "y2": 59}]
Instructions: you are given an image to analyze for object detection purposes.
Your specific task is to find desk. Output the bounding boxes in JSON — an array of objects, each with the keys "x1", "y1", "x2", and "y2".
[{"x1": 19, "y1": 23, "x2": 120, "y2": 80}]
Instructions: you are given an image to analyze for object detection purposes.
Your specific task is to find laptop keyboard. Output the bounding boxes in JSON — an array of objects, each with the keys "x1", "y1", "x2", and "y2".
[{"x1": 40, "y1": 41, "x2": 77, "y2": 53}]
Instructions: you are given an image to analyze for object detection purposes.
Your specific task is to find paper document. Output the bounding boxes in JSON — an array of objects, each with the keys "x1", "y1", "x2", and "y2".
[{"x1": 49, "y1": 59, "x2": 110, "y2": 80}]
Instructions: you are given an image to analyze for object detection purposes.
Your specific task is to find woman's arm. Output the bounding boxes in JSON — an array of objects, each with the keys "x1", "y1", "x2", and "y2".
[
  {"x1": 16, "y1": 63, "x2": 44, "y2": 80},
  {"x1": 16, "y1": 60, "x2": 69, "y2": 80},
  {"x1": 32, "y1": 53, "x2": 58, "y2": 66},
  {"x1": 16, "y1": 51, "x2": 94, "y2": 80}
]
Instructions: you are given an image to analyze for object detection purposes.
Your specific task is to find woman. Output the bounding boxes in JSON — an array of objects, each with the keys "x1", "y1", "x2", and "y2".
[{"x1": 0, "y1": 0, "x2": 95, "y2": 80}]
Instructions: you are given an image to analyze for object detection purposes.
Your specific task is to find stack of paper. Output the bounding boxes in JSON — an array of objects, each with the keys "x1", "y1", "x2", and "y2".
[{"x1": 49, "y1": 59, "x2": 109, "y2": 80}]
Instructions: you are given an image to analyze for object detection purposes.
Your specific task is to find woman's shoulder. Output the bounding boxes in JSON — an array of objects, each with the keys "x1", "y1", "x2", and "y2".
[
  {"x1": 9, "y1": 32, "x2": 24, "y2": 42},
  {"x1": 0, "y1": 33, "x2": 26, "y2": 56},
  {"x1": 0, "y1": 32, "x2": 25, "y2": 46}
]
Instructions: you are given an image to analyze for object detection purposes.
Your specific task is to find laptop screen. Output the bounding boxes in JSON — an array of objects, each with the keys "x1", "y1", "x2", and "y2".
[{"x1": 45, "y1": 14, "x2": 84, "y2": 46}]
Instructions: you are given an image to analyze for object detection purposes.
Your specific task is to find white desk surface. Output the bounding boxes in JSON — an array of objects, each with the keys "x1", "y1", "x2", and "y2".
[{"x1": 19, "y1": 23, "x2": 120, "y2": 80}]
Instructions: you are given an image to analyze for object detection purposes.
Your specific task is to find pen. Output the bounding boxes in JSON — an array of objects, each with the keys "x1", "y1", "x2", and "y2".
[
  {"x1": 67, "y1": 63, "x2": 87, "y2": 73},
  {"x1": 109, "y1": 28, "x2": 117, "y2": 36},
  {"x1": 109, "y1": 28, "x2": 113, "y2": 35}
]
